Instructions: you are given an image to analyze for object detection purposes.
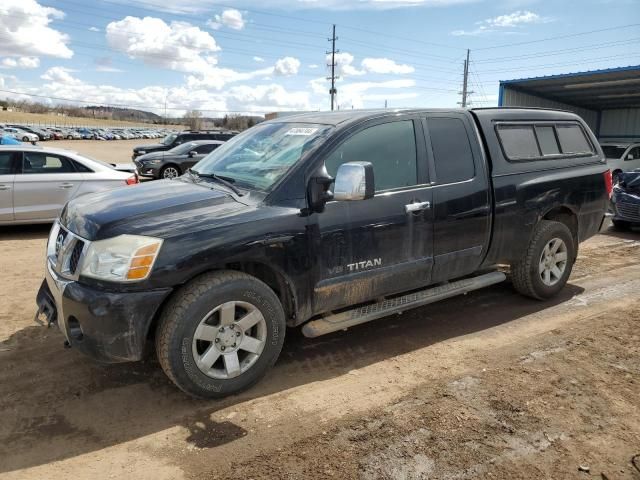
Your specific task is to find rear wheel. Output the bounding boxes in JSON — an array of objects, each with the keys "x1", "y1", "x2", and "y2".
[
  {"x1": 160, "y1": 165, "x2": 181, "y2": 179},
  {"x1": 511, "y1": 220, "x2": 575, "y2": 300},
  {"x1": 156, "y1": 271, "x2": 286, "y2": 398}
]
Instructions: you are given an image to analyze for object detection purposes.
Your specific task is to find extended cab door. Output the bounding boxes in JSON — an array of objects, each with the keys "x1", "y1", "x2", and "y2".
[
  {"x1": 13, "y1": 151, "x2": 83, "y2": 221},
  {"x1": 0, "y1": 151, "x2": 18, "y2": 222},
  {"x1": 312, "y1": 116, "x2": 434, "y2": 313},
  {"x1": 422, "y1": 113, "x2": 491, "y2": 282}
]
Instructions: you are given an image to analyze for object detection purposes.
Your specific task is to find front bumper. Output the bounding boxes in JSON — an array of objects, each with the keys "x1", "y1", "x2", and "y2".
[
  {"x1": 134, "y1": 160, "x2": 160, "y2": 177},
  {"x1": 611, "y1": 193, "x2": 640, "y2": 224},
  {"x1": 37, "y1": 262, "x2": 172, "y2": 363}
]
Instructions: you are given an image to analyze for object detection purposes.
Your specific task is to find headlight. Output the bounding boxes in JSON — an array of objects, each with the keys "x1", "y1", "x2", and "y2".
[
  {"x1": 142, "y1": 159, "x2": 161, "y2": 164},
  {"x1": 80, "y1": 235, "x2": 163, "y2": 282},
  {"x1": 137, "y1": 150, "x2": 146, "y2": 155}
]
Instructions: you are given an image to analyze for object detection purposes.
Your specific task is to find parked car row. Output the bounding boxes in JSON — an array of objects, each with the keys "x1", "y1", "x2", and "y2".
[{"x1": 0, "y1": 124, "x2": 178, "y2": 142}]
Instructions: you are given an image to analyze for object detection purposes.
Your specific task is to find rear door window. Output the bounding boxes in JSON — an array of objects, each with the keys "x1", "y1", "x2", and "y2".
[
  {"x1": 22, "y1": 153, "x2": 76, "y2": 174},
  {"x1": 427, "y1": 117, "x2": 475, "y2": 184},
  {"x1": 556, "y1": 125, "x2": 593, "y2": 155}
]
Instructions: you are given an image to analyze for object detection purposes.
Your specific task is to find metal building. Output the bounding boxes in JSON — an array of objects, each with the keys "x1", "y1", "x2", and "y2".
[{"x1": 499, "y1": 65, "x2": 640, "y2": 142}]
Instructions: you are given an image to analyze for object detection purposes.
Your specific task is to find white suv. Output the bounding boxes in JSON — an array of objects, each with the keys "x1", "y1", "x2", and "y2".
[{"x1": 601, "y1": 142, "x2": 640, "y2": 181}]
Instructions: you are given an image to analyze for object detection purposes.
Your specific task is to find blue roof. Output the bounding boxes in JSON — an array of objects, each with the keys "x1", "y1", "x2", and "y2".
[
  {"x1": 499, "y1": 65, "x2": 640, "y2": 110},
  {"x1": 500, "y1": 64, "x2": 640, "y2": 84}
]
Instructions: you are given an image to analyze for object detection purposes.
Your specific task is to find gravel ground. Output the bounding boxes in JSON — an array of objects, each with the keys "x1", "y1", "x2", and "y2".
[{"x1": 0, "y1": 223, "x2": 639, "y2": 479}]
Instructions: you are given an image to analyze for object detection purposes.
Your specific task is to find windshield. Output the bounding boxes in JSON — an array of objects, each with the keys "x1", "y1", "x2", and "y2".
[
  {"x1": 162, "y1": 133, "x2": 178, "y2": 145},
  {"x1": 602, "y1": 146, "x2": 628, "y2": 159},
  {"x1": 169, "y1": 142, "x2": 199, "y2": 155},
  {"x1": 192, "y1": 122, "x2": 331, "y2": 191}
]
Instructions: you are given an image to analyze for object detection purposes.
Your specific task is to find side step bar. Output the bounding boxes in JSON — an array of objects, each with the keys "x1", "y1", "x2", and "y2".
[{"x1": 302, "y1": 271, "x2": 506, "y2": 338}]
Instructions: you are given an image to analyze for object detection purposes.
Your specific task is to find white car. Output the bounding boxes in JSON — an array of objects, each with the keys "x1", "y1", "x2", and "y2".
[
  {"x1": 601, "y1": 142, "x2": 640, "y2": 181},
  {"x1": 2, "y1": 127, "x2": 38, "y2": 143},
  {"x1": 0, "y1": 145, "x2": 138, "y2": 225}
]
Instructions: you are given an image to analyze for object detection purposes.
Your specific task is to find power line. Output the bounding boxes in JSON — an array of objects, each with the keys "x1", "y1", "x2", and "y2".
[
  {"x1": 474, "y1": 23, "x2": 640, "y2": 51},
  {"x1": 474, "y1": 38, "x2": 640, "y2": 63}
]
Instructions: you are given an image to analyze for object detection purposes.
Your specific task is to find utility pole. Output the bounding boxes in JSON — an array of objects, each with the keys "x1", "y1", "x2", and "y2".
[
  {"x1": 460, "y1": 49, "x2": 473, "y2": 108},
  {"x1": 327, "y1": 24, "x2": 338, "y2": 111}
]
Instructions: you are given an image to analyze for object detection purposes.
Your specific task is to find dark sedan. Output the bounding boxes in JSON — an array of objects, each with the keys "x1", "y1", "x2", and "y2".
[
  {"x1": 134, "y1": 140, "x2": 224, "y2": 179},
  {"x1": 611, "y1": 169, "x2": 640, "y2": 230}
]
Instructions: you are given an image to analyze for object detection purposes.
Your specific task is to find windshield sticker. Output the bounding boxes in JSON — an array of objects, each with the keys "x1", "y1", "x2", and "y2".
[{"x1": 285, "y1": 127, "x2": 318, "y2": 136}]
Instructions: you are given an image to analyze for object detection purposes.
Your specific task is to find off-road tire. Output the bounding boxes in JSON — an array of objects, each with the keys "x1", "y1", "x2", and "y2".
[
  {"x1": 511, "y1": 220, "x2": 575, "y2": 300},
  {"x1": 156, "y1": 270, "x2": 286, "y2": 398}
]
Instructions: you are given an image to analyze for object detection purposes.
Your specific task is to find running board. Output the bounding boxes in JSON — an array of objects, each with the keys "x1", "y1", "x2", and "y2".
[{"x1": 302, "y1": 271, "x2": 506, "y2": 338}]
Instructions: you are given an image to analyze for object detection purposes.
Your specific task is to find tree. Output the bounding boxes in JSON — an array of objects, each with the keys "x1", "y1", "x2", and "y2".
[{"x1": 183, "y1": 109, "x2": 203, "y2": 130}]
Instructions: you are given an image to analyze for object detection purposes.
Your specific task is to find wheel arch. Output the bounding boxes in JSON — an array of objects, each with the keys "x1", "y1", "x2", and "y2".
[
  {"x1": 146, "y1": 261, "x2": 298, "y2": 341},
  {"x1": 541, "y1": 205, "x2": 578, "y2": 252}
]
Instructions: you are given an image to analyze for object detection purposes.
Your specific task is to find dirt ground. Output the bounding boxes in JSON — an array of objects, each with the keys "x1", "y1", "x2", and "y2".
[
  {"x1": 0, "y1": 220, "x2": 639, "y2": 479},
  {"x1": 48, "y1": 139, "x2": 143, "y2": 166},
  {"x1": 1, "y1": 137, "x2": 640, "y2": 480}
]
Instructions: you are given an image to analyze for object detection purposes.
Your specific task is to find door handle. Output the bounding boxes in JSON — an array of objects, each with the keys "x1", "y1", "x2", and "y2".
[
  {"x1": 0, "y1": 185, "x2": 11, "y2": 191},
  {"x1": 405, "y1": 201, "x2": 431, "y2": 214},
  {"x1": 59, "y1": 183, "x2": 74, "y2": 189}
]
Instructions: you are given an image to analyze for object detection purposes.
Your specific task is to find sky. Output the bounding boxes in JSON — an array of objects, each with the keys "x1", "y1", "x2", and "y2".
[{"x1": 0, "y1": 0, "x2": 638, "y2": 117}]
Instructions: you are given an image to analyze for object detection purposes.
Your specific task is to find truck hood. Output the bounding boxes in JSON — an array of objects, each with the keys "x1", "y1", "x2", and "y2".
[
  {"x1": 61, "y1": 179, "x2": 252, "y2": 240},
  {"x1": 134, "y1": 143, "x2": 165, "y2": 152},
  {"x1": 136, "y1": 151, "x2": 167, "y2": 161}
]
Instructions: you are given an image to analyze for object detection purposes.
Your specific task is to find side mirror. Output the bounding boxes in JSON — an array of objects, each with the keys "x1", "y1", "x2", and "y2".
[
  {"x1": 333, "y1": 162, "x2": 375, "y2": 201},
  {"x1": 188, "y1": 150, "x2": 197, "y2": 157}
]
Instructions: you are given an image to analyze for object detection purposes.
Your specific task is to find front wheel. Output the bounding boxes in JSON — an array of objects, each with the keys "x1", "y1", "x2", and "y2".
[
  {"x1": 156, "y1": 271, "x2": 286, "y2": 398},
  {"x1": 160, "y1": 165, "x2": 181, "y2": 179},
  {"x1": 511, "y1": 220, "x2": 575, "y2": 300},
  {"x1": 22, "y1": 136, "x2": 29, "y2": 142}
]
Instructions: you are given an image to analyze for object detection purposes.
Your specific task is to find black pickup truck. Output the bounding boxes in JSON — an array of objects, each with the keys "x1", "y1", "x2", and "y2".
[{"x1": 37, "y1": 108, "x2": 612, "y2": 398}]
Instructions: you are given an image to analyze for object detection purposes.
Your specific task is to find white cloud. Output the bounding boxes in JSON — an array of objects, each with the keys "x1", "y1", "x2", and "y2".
[
  {"x1": 41, "y1": 67, "x2": 82, "y2": 86},
  {"x1": 106, "y1": 16, "x2": 220, "y2": 74},
  {"x1": 452, "y1": 10, "x2": 550, "y2": 36},
  {"x1": 328, "y1": 53, "x2": 414, "y2": 77},
  {"x1": 88, "y1": 26, "x2": 100, "y2": 32},
  {"x1": 253, "y1": 56, "x2": 265, "y2": 63},
  {"x1": 226, "y1": 84, "x2": 311, "y2": 112},
  {"x1": 1, "y1": 57, "x2": 40, "y2": 69},
  {"x1": 330, "y1": 52, "x2": 365, "y2": 77},
  {"x1": 274, "y1": 56, "x2": 301, "y2": 76},
  {"x1": 308, "y1": 64, "x2": 319, "y2": 69},
  {"x1": 94, "y1": 57, "x2": 123, "y2": 73},
  {"x1": 336, "y1": 79, "x2": 416, "y2": 109},
  {"x1": 361, "y1": 58, "x2": 414, "y2": 74},
  {"x1": 207, "y1": 9, "x2": 245, "y2": 30},
  {"x1": 0, "y1": 0, "x2": 72, "y2": 59}
]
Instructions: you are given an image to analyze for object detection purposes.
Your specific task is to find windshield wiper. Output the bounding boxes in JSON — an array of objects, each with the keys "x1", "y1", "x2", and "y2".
[{"x1": 188, "y1": 169, "x2": 243, "y2": 196}]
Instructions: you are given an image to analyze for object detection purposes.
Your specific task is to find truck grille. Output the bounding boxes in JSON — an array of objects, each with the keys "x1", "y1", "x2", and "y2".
[
  {"x1": 47, "y1": 222, "x2": 90, "y2": 280},
  {"x1": 616, "y1": 200, "x2": 640, "y2": 222}
]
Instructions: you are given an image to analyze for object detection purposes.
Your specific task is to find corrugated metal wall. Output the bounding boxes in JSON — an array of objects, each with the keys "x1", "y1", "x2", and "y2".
[
  {"x1": 599, "y1": 108, "x2": 640, "y2": 141},
  {"x1": 501, "y1": 87, "x2": 598, "y2": 131}
]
